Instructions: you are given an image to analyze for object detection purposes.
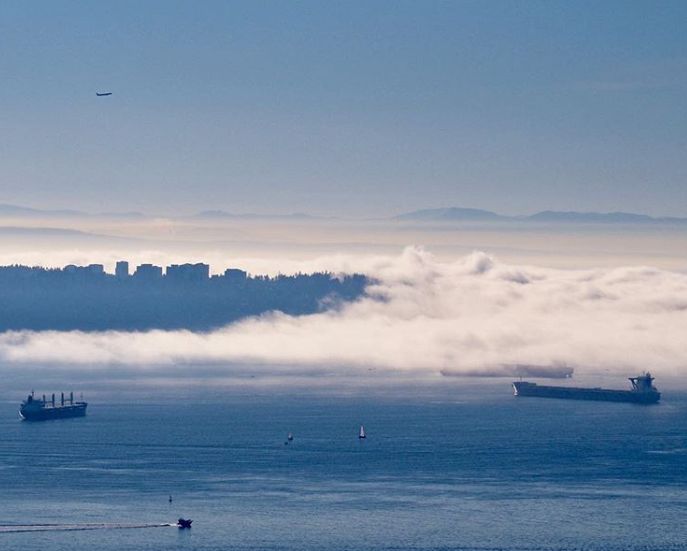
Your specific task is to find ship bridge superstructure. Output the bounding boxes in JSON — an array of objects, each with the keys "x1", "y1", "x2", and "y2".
[{"x1": 629, "y1": 372, "x2": 658, "y2": 393}]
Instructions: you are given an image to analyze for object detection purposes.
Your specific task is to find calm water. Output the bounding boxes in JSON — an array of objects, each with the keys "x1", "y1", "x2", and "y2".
[{"x1": 1, "y1": 382, "x2": 686, "y2": 550}]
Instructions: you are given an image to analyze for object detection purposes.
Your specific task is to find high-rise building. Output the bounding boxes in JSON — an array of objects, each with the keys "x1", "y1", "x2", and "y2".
[
  {"x1": 166, "y1": 263, "x2": 210, "y2": 282},
  {"x1": 115, "y1": 261, "x2": 129, "y2": 279},
  {"x1": 133, "y1": 263, "x2": 162, "y2": 281},
  {"x1": 224, "y1": 268, "x2": 247, "y2": 281}
]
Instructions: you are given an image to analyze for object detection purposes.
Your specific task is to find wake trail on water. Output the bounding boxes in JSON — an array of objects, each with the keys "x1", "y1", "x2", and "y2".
[{"x1": 0, "y1": 522, "x2": 174, "y2": 533}]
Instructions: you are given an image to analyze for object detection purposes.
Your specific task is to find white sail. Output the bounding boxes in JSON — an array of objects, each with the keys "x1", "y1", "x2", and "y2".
[{"x1": 359, "y1": 425, "x2": 366, "y2": 438}]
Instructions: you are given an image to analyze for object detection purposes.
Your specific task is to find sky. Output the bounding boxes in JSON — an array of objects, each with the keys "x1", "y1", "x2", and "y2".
[{"x1": 0, "y1": 1, "x2": 686, "y2": 217}]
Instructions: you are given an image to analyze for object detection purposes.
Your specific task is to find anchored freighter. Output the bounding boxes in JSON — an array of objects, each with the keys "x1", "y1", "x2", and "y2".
[
  {"x1": 512, "y1": 373, "x2": 660, "y2": 404},
  {"x1": 20, "y1": 391, "x2": 88, "y2": 421}
]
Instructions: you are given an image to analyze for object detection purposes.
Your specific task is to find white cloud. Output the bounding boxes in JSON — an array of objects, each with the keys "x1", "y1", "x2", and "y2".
[{"x1": 0, "y1": 247, "x2": 686, "y2": 380}]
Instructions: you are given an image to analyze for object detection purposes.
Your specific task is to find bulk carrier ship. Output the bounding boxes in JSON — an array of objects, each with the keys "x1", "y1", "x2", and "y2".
[
  {"x1": 512, "y1": 373, "x2": 660, "y2": 404},
  {"x1": 20, "y1": 391, "x2": 88, "y2": 421}
]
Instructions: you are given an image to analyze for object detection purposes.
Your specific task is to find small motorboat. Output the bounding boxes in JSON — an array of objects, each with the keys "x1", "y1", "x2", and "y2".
[
  {"x1": 177, "y1": 518, "x2": 193, "y2": 529},
  {"x1": 287, "y1": 432, "x2": 294, "y2": 441}
]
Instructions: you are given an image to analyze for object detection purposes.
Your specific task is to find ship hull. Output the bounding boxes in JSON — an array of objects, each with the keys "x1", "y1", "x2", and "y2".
[
  {"x1": 20, "y1": 403, "x2": 88, "y2": 421},
  {"x1": 513, "y1": 382, "x2": 660, "y2": 404}
]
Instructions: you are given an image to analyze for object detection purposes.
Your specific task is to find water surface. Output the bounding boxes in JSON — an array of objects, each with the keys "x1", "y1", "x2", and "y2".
[{"x1": 1, "y1": 382, "x2": 685, "y2": 550}]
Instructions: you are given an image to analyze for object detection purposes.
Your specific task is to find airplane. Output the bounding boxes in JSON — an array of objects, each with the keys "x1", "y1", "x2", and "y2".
[{"x1": 96, "y1": 92, "x2": 113, "y2": 97}]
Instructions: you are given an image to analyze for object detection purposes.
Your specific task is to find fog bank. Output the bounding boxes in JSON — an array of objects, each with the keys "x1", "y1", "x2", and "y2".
[{"x1": 0, "y1": 248, "x2": 685, "y2": 379}]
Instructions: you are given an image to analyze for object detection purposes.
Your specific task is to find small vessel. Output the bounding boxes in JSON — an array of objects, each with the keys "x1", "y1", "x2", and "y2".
[
  {"x1": 359, "y1": 425, "x2": 366, "y2": 439},
  {"x1": 177, "y1": 518, "x2": 192, "y2": 529},
  {"x1": 287, "y1": 432, "x2": 294, "y2": 441},
  {"x1": 513, "y1": 373, "x2": 660, "y2": 404},
  {"x1": 19, "y1": 391, "x2": 88, "y2": 421}
]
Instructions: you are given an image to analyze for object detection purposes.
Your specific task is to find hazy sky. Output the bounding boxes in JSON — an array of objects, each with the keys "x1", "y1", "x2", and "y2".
[{"x1": 1, "y1": 1, "x2": 685, "y2": 217}]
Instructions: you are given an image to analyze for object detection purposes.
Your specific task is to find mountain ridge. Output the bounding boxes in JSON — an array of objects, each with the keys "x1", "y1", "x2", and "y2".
[
  {"x1": 394, "y1": 207, "x2": 687, "y2": 224},
  {"x1": 1, "y1": 203, "x2": 686, "y2": 224}
]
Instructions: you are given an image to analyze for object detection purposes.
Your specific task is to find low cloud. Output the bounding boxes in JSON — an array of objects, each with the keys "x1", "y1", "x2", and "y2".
[{"x1": 1, "y1": 248, "x2": 686, "y2": 379}]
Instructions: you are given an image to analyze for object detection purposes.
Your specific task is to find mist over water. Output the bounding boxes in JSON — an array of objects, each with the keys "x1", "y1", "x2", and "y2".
[
  {"x1": 0, "y1": 245, "x2": 685, "y2": 382},
  {"x1": 2, "y1": 215, "x2": 687, "y2": 271}
]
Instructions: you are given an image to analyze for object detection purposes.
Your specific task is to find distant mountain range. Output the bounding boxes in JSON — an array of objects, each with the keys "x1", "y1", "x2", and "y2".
[
  {"x1": 394, "y1": 207, "x2": 505, "y2": 222},
  {"x1": 1, "y1": 203, "x2": 686, "y2": 225},
  {"x1": 0, "y1": 204, "x2": 146, "y2": 219},
  {"x1": 0, "y1": 226, "x2": 90, "y2": 237},
  {"x1": 0, "y1": 204, "x2": 87, "y2": 218},
  {"x1": 0, "y1": 204, "x2": 318, "y2": 221},
  {"x1": 393, "y1": 207, "x2": 687, "y2": 225},
  {"x1": 191, "y1": 210, "x2": 318, "y2": 220}
]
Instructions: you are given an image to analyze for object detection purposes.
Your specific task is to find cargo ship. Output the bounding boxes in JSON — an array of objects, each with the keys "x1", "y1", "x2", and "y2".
[
  {"x1": 19, "y1": 391, "x2": 88, "y2": 421},
  {"x1": 512, "y1": 373, "x2": 660, "y2": 404}
]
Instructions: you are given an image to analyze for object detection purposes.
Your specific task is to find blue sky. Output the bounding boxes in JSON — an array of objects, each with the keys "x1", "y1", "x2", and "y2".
[{"x1": 0, "y1": 1, "x2": 685, "y2": 216}]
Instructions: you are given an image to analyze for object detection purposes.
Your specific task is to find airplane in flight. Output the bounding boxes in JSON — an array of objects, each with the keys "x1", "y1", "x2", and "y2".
[{"x1": 96, "y1": 92, "x2": 112, "y2": 97}]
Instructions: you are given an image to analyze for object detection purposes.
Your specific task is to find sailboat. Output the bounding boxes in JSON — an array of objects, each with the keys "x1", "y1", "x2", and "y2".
[{"x1": 359, "y1": 425, "x2": 366, "y2": 439}]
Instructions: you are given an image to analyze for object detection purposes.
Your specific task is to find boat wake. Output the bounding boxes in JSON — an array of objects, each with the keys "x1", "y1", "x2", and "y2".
[{"x1": 0, "y1": 522, "x2": 174, "y2": 533}]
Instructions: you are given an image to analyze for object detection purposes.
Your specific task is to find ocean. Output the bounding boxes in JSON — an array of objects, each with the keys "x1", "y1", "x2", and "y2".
[{"x1": 1, "y1": 380, "x2": 686, "y2": 551}]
